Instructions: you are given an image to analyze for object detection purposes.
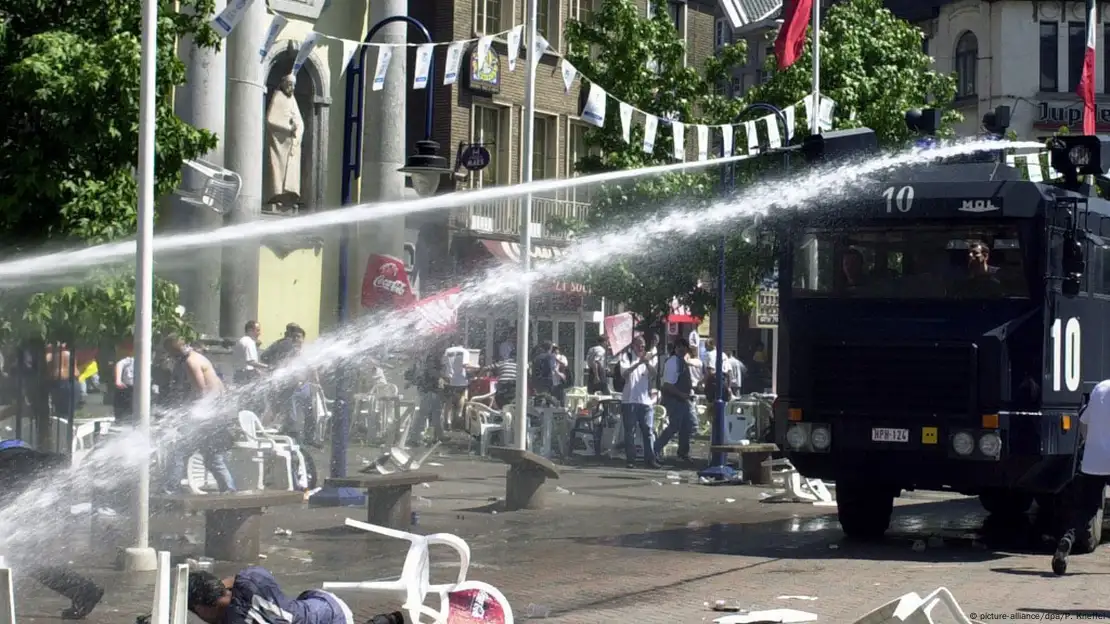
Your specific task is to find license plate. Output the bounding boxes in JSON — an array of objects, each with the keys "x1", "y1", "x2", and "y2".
[{"x1": 871, "y1": 428, "x2": 910, "y2": 443}]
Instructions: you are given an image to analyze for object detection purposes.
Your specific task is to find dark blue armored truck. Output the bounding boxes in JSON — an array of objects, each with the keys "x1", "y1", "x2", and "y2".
[{"x1": 774, "y1": 132, "x2": 1110, "y2": 553}]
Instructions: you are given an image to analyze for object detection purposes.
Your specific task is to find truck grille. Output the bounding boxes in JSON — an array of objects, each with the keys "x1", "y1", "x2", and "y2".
[{"x1": 810, "y1": 343, "x2": 975, "y2": 415}]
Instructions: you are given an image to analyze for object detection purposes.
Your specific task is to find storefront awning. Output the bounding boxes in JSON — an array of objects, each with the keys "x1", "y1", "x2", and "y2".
[
  {"x1": 668, "y1": 297, "x2": 700, "y2": 324},
  {"x1": 408, "y1": 287, "x2": 463, "y2": 334},
  {"x1": 479, "y1": 240, "x2": 590, "y2": 295}
]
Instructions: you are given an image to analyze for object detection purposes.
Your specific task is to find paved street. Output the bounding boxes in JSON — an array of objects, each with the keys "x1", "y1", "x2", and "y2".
[{"x1": 11, "y1": 444, "x2": 1110, "y2": 623}]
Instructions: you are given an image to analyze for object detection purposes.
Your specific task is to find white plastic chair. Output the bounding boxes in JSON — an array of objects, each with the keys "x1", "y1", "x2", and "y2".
[
  {"x1": 465, "y1": 402, "x2": 509, "y2": 457},
  {"x1": 321, "y1": 518, "x2": 471, "y2": 624},
  {"x1": 408, "y1": 580, "x2": 515, "y2": 624},
  {"x1": 237, "y1": 410, "x2": 308, "y2": 491},
  {"x1": 850, "y1": 588, "x2": 978, "y2": 624}
]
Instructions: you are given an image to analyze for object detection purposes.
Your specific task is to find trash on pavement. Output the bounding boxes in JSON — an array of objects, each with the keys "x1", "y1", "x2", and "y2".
[
  {"x1": 714, "y1": 608, "x2": 818, "y2": 623},
  {"x1": 777, "y1": 595, "x2": 819, "y2": 601},
  {"x1": 554, "y1": 486, "x2": 571, "y2": 494},
  {"x1": 724, "y1": 498, "x2": 737, "y2": 503},
  {"x1": 274, "y1": 528, "x2": 293, "y2": 537},
  {"x1": 712, "y1": 599, "x2": 745, "y2": 612},
  {"x1": 428, "y1": 462, "x2": 444, "y2": 467},
  {"x1": 524, "y1": 604, "x2": 551, "y2": 618}
]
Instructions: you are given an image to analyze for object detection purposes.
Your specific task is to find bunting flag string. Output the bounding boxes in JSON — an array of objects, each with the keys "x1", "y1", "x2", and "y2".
[{"x1": 231, "y1": 3, "x2": 839, "y2": 161}]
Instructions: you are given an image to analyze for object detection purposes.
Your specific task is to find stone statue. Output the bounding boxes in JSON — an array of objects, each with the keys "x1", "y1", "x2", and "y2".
[{"x1": 265, "y1": 74, "x2": 303, "y2": 205}]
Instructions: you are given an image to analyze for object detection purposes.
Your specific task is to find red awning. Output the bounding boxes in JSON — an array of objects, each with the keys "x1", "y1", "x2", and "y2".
[
  {"x1": 479, "y1": 240, "x2": 589, "y2": 295},
  {"x1": 408, "y1": 287, "x2": 463, "y2": 334}
]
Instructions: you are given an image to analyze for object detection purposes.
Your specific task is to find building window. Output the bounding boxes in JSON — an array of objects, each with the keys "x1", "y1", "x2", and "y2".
[
  {"x1": 532, "y1": 115, "x2": 557, "y2": 181},
  {"x1": 1069, "y1": 21, "x2": 1087, "y2": 91},
  {"x1": 537, "y1": 0, "x2": 551, "y2": 40},
  {"x1": 570, "y1": 122, "x2": 601, "y2": 203},
  {"x1": 1041, "y1": 22, "x2": 1059, "y2": 92},
  {"x1": 668, "y1": 1, "x2": 683, "y2": 32},
  {"x1": 715, "y1": 18, "x2": 729, "y2": 49},
  {"x1": 954, "y1": 31, "x2": 977, "y2": 98},
  {"x1": 476, "y1": 0, "x2": 503, "y2": 35},
  {"x1": 574, "y1": 0, "x2": 596, "y2": 22},
  {"x1": 758, "y1": 69, "x2": 771, "y2": 84},
  {"x1": 473, "y1": 106, "x2": 502, "y2": 187},
  {"x1": 730, "y1": 75, "x2": 743, "y2": 97}
]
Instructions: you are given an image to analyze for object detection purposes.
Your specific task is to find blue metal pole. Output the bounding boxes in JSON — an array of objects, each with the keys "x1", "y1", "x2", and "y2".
[
  {"x1": 702, "y1": 102, "x2": 790, "y2": 482},
  {"x1": 315, "y1": 15, "x2": 437, "y2": 506}
]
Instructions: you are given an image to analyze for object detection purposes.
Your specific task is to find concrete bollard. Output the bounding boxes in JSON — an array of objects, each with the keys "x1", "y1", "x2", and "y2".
[
  {"x1": 0, "y1": 563, "x2": 14, "y2": 624},
  {"x1": 170, "y1": 563, "x2": 189, "y2": 624},
  {"x1": 151, "y1": 551, "x2": 172, "y2": 624}
]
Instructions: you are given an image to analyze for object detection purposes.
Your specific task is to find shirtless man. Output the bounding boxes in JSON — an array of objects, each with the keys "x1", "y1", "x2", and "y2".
[{"x1": 161, "y1": 334, "x2": 236, "y2": 493}]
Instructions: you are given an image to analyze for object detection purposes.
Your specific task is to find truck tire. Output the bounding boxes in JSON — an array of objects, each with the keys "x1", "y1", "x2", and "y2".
[
  {"x1": 1072, "y1": 487, "x2": 1106, "y2": 555},
  {"x1": 835, "y1": 482, "x2": 895, "y2": 540},
  {"x1": 978, "y1": 490, "x2": 1034, "y2": 516}
]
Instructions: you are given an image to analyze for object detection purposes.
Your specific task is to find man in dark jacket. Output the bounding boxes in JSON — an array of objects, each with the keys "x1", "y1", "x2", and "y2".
[
  {"x1": 0, "y1": 440, "x2": 104, "y2": 619},
  {"x1": 187, "y1": 567, "x2": 354, "y2": 624}
]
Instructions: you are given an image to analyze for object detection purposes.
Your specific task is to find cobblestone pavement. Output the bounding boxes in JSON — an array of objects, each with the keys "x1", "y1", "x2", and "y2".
[{"x1": 12, "y1": 445, "x2": 1110, "y2": 623}]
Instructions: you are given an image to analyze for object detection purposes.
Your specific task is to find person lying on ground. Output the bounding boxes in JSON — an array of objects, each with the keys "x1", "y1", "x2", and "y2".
[{"x1": 186, "y1": 567, "x2": 358, "y2": 624}]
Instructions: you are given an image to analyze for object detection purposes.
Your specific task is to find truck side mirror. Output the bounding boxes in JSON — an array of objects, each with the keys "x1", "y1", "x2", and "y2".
[{"x1": 1062, "y1": 234, "x2": 1084, "y2": 297}]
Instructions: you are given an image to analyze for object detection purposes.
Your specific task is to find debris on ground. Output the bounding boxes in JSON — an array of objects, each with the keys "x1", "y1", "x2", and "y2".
[
  {"x1": 711, "y1": 599, "x2": 745, "y2": 612},
  {"x1": 274, "y1": 528, "x2": 293, "y2": 537},
  {"x1": 428, "y1": 462, "x2": 444, "y2": 467},
  {"x1": 554, "y1": 486, "x2": 572, "y2": 494},
  {"x1": 724, "y1": 498, "x2": 736, "y2": 503},
  {"x1": 777, "y1": 595, "x2": 818, "y2": 601},
  {"x1": 523, "y1": 603, "x2": 550, "y2": 618},
  {"x1": 713, "y1": 609, "x2": 818, "y2": 623}
]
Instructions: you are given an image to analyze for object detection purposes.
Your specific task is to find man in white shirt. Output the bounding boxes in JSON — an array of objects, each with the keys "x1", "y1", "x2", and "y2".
[
  {"x1": 441, "y1": 342, "x2": 471, "y2": 432},
  {"x1": 233, "y1": 321, "x2": 267, "y2": 385},
  {"x1": 726, "y1": 351, "x2": 746, "y2": 396},
  {"x1": 653, "y1": 340, "x2": 700, "y2": 463},
  {"x1": 702, "y1": 338, "x2": 717, "y2": 373},
  {"x1": 1053, "y1": 379, "x2": 1110, "y2": 575},
  {"x1": 585, "y1": 336, "x2": 610, "y2": 395},
  {"x1": 113, "y1": 348, "x2": 136, "y2": 423},
  {"x1": 620, "y1": 335, "x2": 660, "y2": 468}
]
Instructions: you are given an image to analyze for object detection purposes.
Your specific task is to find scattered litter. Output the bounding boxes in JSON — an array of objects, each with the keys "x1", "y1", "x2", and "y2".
[
  {"x1": 421, "y1": 482, "x2": 431, "y2": 488},
  {"x1": 428, "y1": 462, "x2": 444, "y2": 467},
  {"x1": 926, "y1": 536, "x2": 944, "y2": 549},
  {"x1": 554, "y1": 486, "x2": 571, "y2": 494},
  {"x1": 777, "y1": 595, "x2": 818, "y2": 601},
  {"x1": 714, "y1": 609, "x2": 817, "y2": 623},
  {"x1": 306, "y1": 487, "x2": 322, "y2": 498},
  {"x1": 258, "y1": 554, "x2": 267, "y2": 559},
  {"x1": 69, "y1": 502, "x2": 92, "y2": 515},
  {"x1": 724, "y1": 498, "x2": 736, "y2": 503},
  {"x1": 360, "y1": 458, "x2": 371, "y2": 466},
  {"x1": 183, "y1": 531, "x2": 200, "y2": 545},
  {"x1": 491, "y1": 510, "x2": 497, "y2": 515},
  {"x1": 665, "y1": 471, "x2": 682, "y2": 481},
  {"x1": 712, "y1": 600, "x2": 744, "y2": 612},
  {"x1": 911, "y1": 539, "x2": 927, "y2": 552},
  {"x1": 523, "y1": 604, "x2": 550, "y2": 618},
  {"x1": 274, "y1": 528, "x2": 293, "y2": 537}
]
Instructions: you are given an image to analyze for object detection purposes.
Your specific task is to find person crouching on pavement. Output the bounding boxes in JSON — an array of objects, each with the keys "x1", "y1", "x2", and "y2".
[
  {"x1": 186, "y1": 567, "x2": 355, "y2": 624},
  {"x1": 0, "y1": 440, "x2": 104, "y2": 619},
  {"x1": 1052, "y1": 378, "x2": 1110, "y2": 575}
]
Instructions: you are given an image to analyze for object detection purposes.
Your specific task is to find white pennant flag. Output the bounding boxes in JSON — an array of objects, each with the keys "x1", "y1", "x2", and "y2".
[
  {"x1": 507, "y1": 25, "x2": 524, "y2": 71},
  {"x1": 696, "y1": 125, "x2": 709, "y2": 161},
  {"x1": 619, "y1": 102, "x2": 634, "y2": 144},
  {"x1": 259, "y1": 14, "x2": 287, "y2": 59},
  {"x1": 744, "y1": 120, "x2": 759, "y2": 154},
  {"x1": 211, "y1": 0, "x2": 254, "y2": 38},
  {"x1": 476, "y1": 35, "x2": 494, "y2": 72},
  {"x1": 784, "y1": 106, "x2": 796, "y2": 142},
  {"x1": 413, "y1": 43, "x2": 434, "y2": 89},
  {"x1": 293, "y1": 32, "x2": 320, "y2": 76},
  {"x1": 763, "y1": 115, "x2": 781, "y2": 148},
  {"x1": 672, "y1": 122, "x2": 685, "y2": 161},
  {"x1": 818, "y1": 96, "x2": 836, "y2": 131},
  {"x1": 643, "y1": 115, "x2": 658, "y2": 154},
  {"x1": 721, "y1": 124, "x2": 733, "y2": 157},
  {"x1": 339, "y1": 39, "x2": 360, "y2": 76},
  {"x1": 532, "y1": 34, "x2": 550, "y2": 72},
  {"x1": 444, "y1": 41, "x2": 466, "y2": 85},
  {"x1": 581, "y1": 83, "x2": 607, "y2": 128},
  {"x1": 560, "y1": 58, "x2": 577, "y2": 93},
  {"x1": 371, "y1": 45, "x2": 394, "y2": 91}
]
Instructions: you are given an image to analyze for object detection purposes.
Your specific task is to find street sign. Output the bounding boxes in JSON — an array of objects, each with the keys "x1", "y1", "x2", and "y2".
[
  {"x1": 461, "y1": 144, "x2": 492, "y2": 172},
  {"x1": 755, "y1": 288, "x2": 778, "y2": 327}
]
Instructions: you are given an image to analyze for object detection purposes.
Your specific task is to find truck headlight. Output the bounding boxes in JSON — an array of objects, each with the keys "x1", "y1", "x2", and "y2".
[
  {"x1": 786, "y1": 425, "x2": 807, "y2": 450},
  {"x1": 978, "y1": 432, "x2": 1002, "y2": 457},
  {"x1": 952, "y1": 432, "x2": 975, "y2": 456},
  {"x1": 810, "y1": 426, "x2": 831, "y2": 450}
]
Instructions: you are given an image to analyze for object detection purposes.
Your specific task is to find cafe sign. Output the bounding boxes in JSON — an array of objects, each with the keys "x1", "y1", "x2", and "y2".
[
  {"x1": 466, "y1": 47, "x2": 501, "y2": 94},
  {"x1": 1034, "y1": 101, "x2": 1110, "y2": 130},
  {"x1": 754, "y1": 288, "x2": 779, "y2": 328}
]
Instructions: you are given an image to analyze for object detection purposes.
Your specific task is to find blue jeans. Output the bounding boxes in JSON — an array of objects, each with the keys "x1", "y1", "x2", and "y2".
[
  {"x1": 654, "y1": 396, "x2": 697, "y2": 460},
  {"x1": 621, "y1": 403, "x2": 655, "y2": 464},
  {"x1": 166, "y1": 444, "x2": 236, "y2": 493}
]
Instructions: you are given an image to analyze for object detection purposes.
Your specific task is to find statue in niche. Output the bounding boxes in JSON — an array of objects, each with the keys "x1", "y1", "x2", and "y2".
[{"x1": 265, "y1": 74, "x2": 303, "y2": 207}]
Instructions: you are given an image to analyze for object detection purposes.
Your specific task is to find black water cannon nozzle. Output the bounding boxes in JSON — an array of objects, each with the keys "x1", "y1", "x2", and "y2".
[
  {"x1": 982, "y1": 105, "x2": 1011, "y2": 136},
  {"x1": 802, "y1": 127, "x2": 878, "y2": 164},
  {"x1": 1048, "y1": 134, "x2": 1110, "y2": 186},
  {"x1": 905, "y1": 109, "x2": 941, "y2": 135}
]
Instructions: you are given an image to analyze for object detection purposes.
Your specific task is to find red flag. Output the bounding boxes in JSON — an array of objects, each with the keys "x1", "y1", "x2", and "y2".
[
  {"x1": 774, "y1": 0, "x2": 815, "y2": 71},
  {"x1": 1078, "y1": 0, "x2": 1097, "y2": 135}
]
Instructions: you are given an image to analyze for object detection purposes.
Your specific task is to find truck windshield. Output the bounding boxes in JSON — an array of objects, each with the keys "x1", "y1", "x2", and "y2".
[{"x1": 792, "y1": 224, "x2": 1029, "y2": 299}]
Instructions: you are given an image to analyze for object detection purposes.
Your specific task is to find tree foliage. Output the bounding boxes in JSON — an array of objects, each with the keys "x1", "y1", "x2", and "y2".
[
  {"x1": 563, "y1": 0, "x2": 959, "y2": 324},
  {"x1": 0, "y1": 0, "x2": 215, "y2": 341}
]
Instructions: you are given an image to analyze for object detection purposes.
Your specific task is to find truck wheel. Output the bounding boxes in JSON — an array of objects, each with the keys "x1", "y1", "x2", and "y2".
[
  {"x1": 978, "y1": 490, "x2": 1034, "y2": 516},
  {"x1": 836, "y1": 482, "x2": 895, "y2": 540},
  {"x1": 1072, "y1": 487, "x2": 1107, "y2": 555}
]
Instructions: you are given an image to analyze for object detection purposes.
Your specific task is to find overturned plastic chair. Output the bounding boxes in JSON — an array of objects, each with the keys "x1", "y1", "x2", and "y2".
[
  {"x1": 322, "y1": 518, "x2": 471, "y2": 624},
  {"x1": 760, "y1": 458, "x2": 834, "y2": 505},
  {"x1": 408, "y1": 580, "x2": 514, "y2": 624},
  {"x1": 851, "y1": 587, "x2": 980, "y2": 624}
]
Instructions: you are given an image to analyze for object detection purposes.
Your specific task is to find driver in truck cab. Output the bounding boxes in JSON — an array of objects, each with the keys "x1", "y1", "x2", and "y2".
[
  {"x1": 952, "y1": 240, "x2": 1004, "y2": 298},
  {"x1": 1052, "y1": 378, "x2": 1110, "y2": 575}
]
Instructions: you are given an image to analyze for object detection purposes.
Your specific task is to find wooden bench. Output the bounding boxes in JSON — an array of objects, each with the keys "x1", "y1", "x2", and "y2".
[
  {"x1": 488, "y1": 447, "x2": 561, "y2": 511},
  {"x1": 153, "y1": 491, "x2": 304, "y2": 561},
  {"x1": 325, "y1": 472, "x2": 439, "y2": 529},
  {"x1": 711, "y1": 443, "x2": 780, "y2": 485}
]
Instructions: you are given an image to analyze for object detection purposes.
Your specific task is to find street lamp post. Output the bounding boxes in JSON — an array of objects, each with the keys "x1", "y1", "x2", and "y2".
[
  {"x1": 699, "y1": 102, "x2": 790, "y2": 483},
  {"x1": 311, "y1": 14, "x2": 450, "y2": 507},
  {"x1": 121, "y1": 0, "x2": 159, "y2": 572}
]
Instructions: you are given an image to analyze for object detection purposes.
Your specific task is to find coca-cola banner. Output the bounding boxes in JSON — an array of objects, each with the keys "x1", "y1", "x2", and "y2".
[
  {"x1": 443, "y1": 581, "x2": 513, "y2": 623},
  {"x1": 604, "y1": 312, "x2": 635, "y2": 355},
  {"x1": 361, "y1": 253, "x2": 416, "y2": 310}
]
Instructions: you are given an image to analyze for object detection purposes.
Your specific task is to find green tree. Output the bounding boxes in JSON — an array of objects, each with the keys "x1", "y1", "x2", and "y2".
[{"x1": 0, "y1": 0, "x2": 213, "y2": 342}]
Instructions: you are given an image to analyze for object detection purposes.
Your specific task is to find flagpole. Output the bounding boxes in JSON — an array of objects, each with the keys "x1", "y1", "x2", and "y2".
[{"x1": 810, "y1": 0, "x2": 820, "y2": 134}]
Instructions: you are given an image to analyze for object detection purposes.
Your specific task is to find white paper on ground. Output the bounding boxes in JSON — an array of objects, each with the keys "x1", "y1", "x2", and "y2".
[{"x1": 714, "y1": 609, "x2": 818, "y2": 624}]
